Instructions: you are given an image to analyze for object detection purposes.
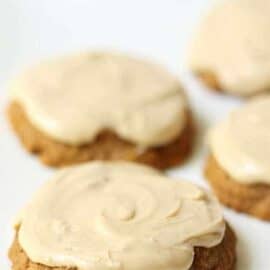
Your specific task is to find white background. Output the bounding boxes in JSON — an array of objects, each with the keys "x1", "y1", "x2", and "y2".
[{"x1": 1, "y1": 0, "x2": 270, "y2": 269}]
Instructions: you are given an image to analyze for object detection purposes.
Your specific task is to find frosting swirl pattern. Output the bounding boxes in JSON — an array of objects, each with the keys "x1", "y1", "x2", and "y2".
[
  {"x1": 10, "y1": 52, "x2": 187, "y2": 147},
  {"x1": 16, "y1": 162, "x2": 225, "y2": 270}
]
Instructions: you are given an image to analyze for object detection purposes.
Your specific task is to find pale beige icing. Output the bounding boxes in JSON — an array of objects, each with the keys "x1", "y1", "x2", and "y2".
[
  {"x1": 10, "y1": 52, "x2": 187, "y2": 147},
  {"x1": 209, "y1": 95, "x2": 270, "y2": 184},
  {"x1": 15, "y1": 162, "x2": 225, "y2": 270},
  {"x1": 189, "y1": 0, "x2": 270, "y2": 95}
]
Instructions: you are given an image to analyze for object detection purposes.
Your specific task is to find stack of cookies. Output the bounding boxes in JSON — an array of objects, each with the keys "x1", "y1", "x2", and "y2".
[{"x1": 6, "y1": 0, "x2": 270, "y2": 269}]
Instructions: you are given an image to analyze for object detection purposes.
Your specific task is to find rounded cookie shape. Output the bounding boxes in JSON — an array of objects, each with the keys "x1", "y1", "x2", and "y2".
[
  {"x1": 209, "y1": 95, "x2": 270, "y2": 184},
  {"x1": 206, "y1": 95, "x2": 270, "y2": 219},
  {"x1": 10, "y1": 162, "x2": 236, "y2": 270},
  {"x1": 189, "y1": 0, "x2": 270, "y2": 96},
  {"x1": 8, "y1": 51, "x2": 193, "y2": 168},
  {"x1": 10, "y1": 52, "x2": 187, "y2": 147}
]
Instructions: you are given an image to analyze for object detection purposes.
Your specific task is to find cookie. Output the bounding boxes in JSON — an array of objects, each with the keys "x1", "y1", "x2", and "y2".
[
  {"x1": 8, "y1": 52, "x2": 194, "y2": 169},
  {"x1": 205, "y1": 155, "x2": 270, "y2": 221},
  {"x1": 9, "y1": 162, "x2": 236, "y2": 270},
  {"x1": 206, "y1": 96, "x2": 270, "y2": 220},
  {"x1": 189, "y1": 0, "x2": 270, "y2": 97}
]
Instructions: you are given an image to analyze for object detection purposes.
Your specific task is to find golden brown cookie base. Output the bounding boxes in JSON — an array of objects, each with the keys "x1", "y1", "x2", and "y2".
[
  {"x1": 7, "y1": 102, "x2": 194, "y2": 169},
  {"x1": 195, "y1": 71, "x2": 222, "y2": 93},
  {"x1": 9, "y1": 225, "x2": 236, "y2": 270},
  {"x1": 205, "y1": 155, "x2": 270, "y2": 221},
  {"x1": 195, "y1": 71, "x2": 268, "y2": 97}
]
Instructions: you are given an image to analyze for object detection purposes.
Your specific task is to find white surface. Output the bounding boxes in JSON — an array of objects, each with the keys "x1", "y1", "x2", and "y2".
[{"x1": 0, "y1": 0, "x2": 269, "y2": 269}]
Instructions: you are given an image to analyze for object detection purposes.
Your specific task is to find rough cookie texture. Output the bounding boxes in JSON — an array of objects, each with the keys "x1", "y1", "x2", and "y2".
[
  {"x1": 9, "y1": 226, "x2": 236, "y2": 270},
  {"x1": 205, "y1": 154, "x2": 270, "y2": 221},
  {"x1": 7, "y1": 102, "x2": 194, "y2": 169}
]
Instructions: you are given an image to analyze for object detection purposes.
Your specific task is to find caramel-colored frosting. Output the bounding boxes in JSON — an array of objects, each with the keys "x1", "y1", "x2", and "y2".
[
  {"x1": 189, "y1": 0, "x2": 270, "y2": 95},
  {"x1": 15, "y1": 162, "x2": 225, "y2": 270},
  {"x1": 209, "y1": 95, "x2": 270, "y2": 184},
  {"x1": 10, "y1": 52, "x2": 187, "y2": 147}
]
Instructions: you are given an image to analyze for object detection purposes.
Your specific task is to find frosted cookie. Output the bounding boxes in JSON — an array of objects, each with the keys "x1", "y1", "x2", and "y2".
[
  {"x1": 9, "y1": 162, "x2": 236, "y2": 270},
  {"x1": 189, "y1": 0, "x2": 270, "y2": 97},
  {"x1": 7, "y1": 52, "x2": 194, "y2": 169},
  {"x1": 206, "y1": 96, "x2": 270, "y2": 220}
]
